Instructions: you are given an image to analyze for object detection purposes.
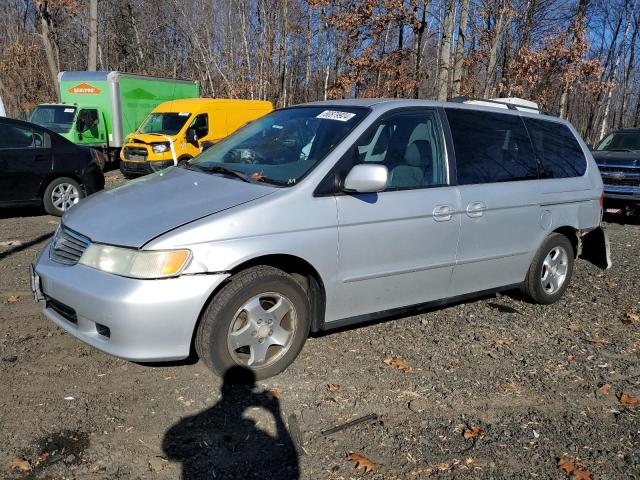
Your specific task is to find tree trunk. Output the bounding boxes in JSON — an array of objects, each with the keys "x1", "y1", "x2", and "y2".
[
  {"x1": 88, "y1": 0, "x2": 98, "y2": 70},
  {"x1": 437, "y1": 0, "x2": 455, "y2": 100},
  {"x1": 483, "y1": 3, "x2": 508, "y2": 98},
  {"x1": 35, "y1": 0, "x2": 60, "y2": 100},
  {"x1": 452, "y1": 0, "x2": 470, "y2": 97}
]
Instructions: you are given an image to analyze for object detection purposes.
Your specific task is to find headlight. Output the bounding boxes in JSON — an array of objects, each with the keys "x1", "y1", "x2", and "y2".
[
  {"x1": 79, "y1": 244, "x2": 191, "y2": 279},
  {"x1": 152, "y1": 143, "x2": 169, "y2": 153}
]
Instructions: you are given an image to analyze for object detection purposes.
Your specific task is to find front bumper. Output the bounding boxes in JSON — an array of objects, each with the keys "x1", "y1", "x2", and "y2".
[
  {"x1": 120, "y1": 159, "x2": 175, "y2": 176},
  {"x1": 602, "y1": 186, "x2": 640, "y2": 202},
  {"x1": 33, "y1": 242, "x2": 229, "y2": 361}
]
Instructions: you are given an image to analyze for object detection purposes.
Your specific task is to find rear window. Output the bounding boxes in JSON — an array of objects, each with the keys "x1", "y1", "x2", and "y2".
[
  {"x1": 523, "y1": 118, "x2": 586, "y2": 178},
  {"x1": 446, "y1": 109, "x2": 538, "y2": 185}
]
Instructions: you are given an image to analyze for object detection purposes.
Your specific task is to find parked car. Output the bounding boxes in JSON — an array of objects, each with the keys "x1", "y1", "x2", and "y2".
[
  {"x1": 31, "y1": 99, "x2": 609, "y2": 380},
  {"x1": 0, "y1": 116, "x2": 104, "y2": 216},
  {"x1": 120, "y1": 98, "x2": 273, "y2": 177},
  {"x1": 592, "y1": 128, "x2": 640, "y2": 209}
]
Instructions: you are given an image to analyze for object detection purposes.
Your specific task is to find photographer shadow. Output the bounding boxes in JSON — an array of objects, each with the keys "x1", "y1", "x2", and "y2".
[{"x1": 162, "y1": 366, "x2": 300, "y2": 480}]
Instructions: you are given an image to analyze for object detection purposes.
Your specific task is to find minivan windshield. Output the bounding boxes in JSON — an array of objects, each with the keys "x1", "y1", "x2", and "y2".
[
  {"x1": 29, "y1": 105, "x2": 77, "y2": 133},
  {"x1": 596, "y1": 131, "x2": 640, "y2": 152},
  {"x1": 189, "y1": 106, "x2": 368, "y2": 186},
  {"x1": 139, "y1": 112, "x2": 191, "y2": 135}
]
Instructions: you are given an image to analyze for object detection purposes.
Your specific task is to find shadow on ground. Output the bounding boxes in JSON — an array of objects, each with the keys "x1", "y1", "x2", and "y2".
[{"x1": 162, "y1": 366, "x2": 299, "y2": 480}]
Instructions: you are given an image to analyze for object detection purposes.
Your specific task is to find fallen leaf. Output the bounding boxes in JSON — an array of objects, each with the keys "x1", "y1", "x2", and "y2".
[
  {"x1": 7, "y1": 295, "x2": 18, "y2": 303},
  {"x1": 327, "y1": 383, "x2": 341, "y2": 393},
  {"x1": 606, "y1": 281, "x2": 617, "y2": 289},
  {"x1": 623, "y1": 312, "x2": 639, "y2": 325},
  {"x1": 125, "y1": 426, "x2": 134, "y2": 433},
  {"x1": 619, "y1": 393, "x2": 640, "y2": 405},
  {"x1": 347, "y1": 452, "x2": 379, "y2": 472},
  {"x1": 384, "y1": 357, "x2": 413, "y2": 373},
  {"x1": 435, "y1": 462, "x2": 451, "y2": 472},
  {"x1": 36, "y1": 452, "x2": 50, "y2": 465},
  {"x1": 566, "y1": 354, "x2": 574, "y2": 363},
  {"x1": 585, "y1": 337, "x2": 609, "y2": 345},
  {"x1": 559, "y1": 458, "x2": 577, "y2": 475},
  {"x1": 598, "y1": 383, "x2": 611, "y2": 395},
  {"x1": 567, "y1": 322, "x2": 582, "y2": 332},
  {"x1": 463, "y1": 426, "x2": 484, "y2": 439},
  {"x1": 575, "y1": 470, "x2": 593, "y2": 480},
  {"x1": 266, "y1": 388, "x2": 281, "y2": 399},
  {"x1": 494, "y1": 338, "x2": 513, "y2": 346},
  {"x1": 8, "y1": 457, "x2": 31, "y2": 472},
  {"x1": 591, "y1": 283, "x2": 600, "y2": 290}
]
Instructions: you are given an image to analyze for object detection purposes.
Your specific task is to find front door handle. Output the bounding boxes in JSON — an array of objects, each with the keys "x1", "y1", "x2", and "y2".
[
  {"x1": 466, "y1": 201, "x2": 486, "y2": 218},
  {"x1": 433, "y1": 204, "x2": 453, "y2": 222}
]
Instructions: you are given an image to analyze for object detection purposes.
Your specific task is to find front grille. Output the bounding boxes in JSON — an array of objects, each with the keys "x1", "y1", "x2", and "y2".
[
  {"x1": 598, "y1": 165, "x2": 640, "y2": 188},
  {"x1": 124, "y1": 146, "x2": 148, "y2": 161},
  {"x1": 49, "y1": 227, "x2": 91, "y2": 266},
  {"x1": 46, "y1": 297, "x2": 77, "y2": 325}
]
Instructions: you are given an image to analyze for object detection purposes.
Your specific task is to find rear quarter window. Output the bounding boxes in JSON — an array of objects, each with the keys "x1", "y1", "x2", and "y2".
[
  {"x1": 445, "y1": 108, "x2": 538, "y2": 185},
  {"x1": 523, "y1": 118, "x2": 586, "y2": 178}
]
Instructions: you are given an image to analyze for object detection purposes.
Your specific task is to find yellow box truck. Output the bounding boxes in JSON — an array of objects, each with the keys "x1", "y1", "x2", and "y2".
[{"x1": 120, "y1": 98, "x2": 273, "y2": 177}]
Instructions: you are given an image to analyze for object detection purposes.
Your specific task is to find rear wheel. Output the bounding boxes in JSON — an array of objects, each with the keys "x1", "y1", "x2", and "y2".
[
  {"x1": 195, "y1": 266, "x2": 310, "y2": 380},
  {"x1": 523, "y1": 233, "x2": 574, "y2": 304},
  {"x1": 43, "y1": 177, "x2": 83, "y2": 216}
]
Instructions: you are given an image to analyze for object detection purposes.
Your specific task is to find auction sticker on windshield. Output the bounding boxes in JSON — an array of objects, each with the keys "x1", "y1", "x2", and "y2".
[{"x1": 316, "y1": 110, "x2": 356, "y2": 122}]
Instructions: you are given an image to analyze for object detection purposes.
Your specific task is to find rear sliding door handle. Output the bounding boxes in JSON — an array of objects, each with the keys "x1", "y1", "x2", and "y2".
[
  {"x1": 466, "y1": 201, "x2": 486, "y2": 218},
  {"x1": 433, "y1": 204, "x2": 453, "y2": 222}
]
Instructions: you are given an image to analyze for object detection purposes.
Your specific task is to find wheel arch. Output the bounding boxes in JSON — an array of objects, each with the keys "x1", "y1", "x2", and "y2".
[
  {"x1": 38, "y1": 172, "x2": 85, "y2": 199},
  {"x1": 551, "y1": 225, "x2": 579, "y2": 257},
  {"x1": 227, "y1": 254, "x2": 327, "y2": 333},
  {"x1": 189, "y1": 253, "x2": 327, "y2": 359}
]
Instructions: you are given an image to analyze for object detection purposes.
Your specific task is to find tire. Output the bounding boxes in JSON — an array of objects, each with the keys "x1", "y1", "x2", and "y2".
[
  {"x1": 196, "y1": 266, "x2": 311, "y2": 380},
  {"x1": 43, "y1": 177, "x2": 84, "y2": 216},
  {"x1": 522, "y1": 233, "x2": 574, "y2": 304}
]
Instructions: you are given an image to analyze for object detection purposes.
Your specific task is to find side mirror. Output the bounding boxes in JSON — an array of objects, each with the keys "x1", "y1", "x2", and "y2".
[
  {"x1": 186, "y1": 128, "x2": 198, "y2": 143},
  {"x1": 343, "y1": 164, "x2": 388, "y2": 193}
]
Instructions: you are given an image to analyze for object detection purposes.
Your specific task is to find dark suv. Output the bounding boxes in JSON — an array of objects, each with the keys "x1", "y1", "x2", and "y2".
[
  {"x1": 0, "y1": 116, "x2": 104, "y2": 216},
  {"x1": 592, "y1": 128, "x2": 640, "y2": 209}
]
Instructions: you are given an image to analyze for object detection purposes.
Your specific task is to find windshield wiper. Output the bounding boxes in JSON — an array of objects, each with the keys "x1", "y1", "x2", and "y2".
[
  {"x1": 187, "y1": 164, "x2": 251, "y2": 183},
  {"x1": 605, "y1": 148, "x2": 632, "y2": 152}
]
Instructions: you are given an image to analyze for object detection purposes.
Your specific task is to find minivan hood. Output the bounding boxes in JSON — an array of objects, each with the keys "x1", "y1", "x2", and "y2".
[
  {"x1": 592, "y1": 150, "x2": 640, "y2": 167},
  {"x1": 62, "y1": 167, "x2": 276, "y2": 248}
]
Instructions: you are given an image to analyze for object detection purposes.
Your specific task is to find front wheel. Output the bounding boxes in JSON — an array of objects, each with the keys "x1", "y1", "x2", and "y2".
[
  {"x1": 522, "y1": 233, "x2": 574, "y2": 304},
  {"x1": 195, "y1": 266, "x2": 310, "y2": 380},
  {"x1": 43, "y1": 177, "x2": 84, "y2": 216}
]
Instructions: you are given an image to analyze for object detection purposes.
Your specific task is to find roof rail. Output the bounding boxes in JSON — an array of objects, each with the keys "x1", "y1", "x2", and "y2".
[{"x1": 448, "y1": 96, "x2": 556, "y2": 116}]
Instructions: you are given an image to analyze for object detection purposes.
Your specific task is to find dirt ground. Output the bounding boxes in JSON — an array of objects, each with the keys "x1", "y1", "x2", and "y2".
[{"x1": 1, "y1": 171, "x2": 639, "y2": 479}]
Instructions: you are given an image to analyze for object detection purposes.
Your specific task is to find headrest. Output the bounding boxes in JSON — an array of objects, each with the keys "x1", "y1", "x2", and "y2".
[{"x1": 404, "y1": 140, "x2": 432, "y2": 167}]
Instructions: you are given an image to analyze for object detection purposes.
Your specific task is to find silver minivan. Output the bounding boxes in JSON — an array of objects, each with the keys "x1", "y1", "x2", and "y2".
[{"x1": 32, "y1": 99, "x2": 610, "y2": 379}]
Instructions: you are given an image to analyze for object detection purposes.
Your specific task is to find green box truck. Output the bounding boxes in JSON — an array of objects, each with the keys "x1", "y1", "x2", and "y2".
[{"x1": 29, "y1": 71, "x2": 200, "y2": 163}]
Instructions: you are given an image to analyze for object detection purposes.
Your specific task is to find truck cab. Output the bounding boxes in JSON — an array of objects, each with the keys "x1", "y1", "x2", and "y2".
[
  {"x1": 120, "y1": 98, "x2": 273, "y2": 177},
  {"x1": 30, "y1": 104, "x2": 108, "y2": 148}
]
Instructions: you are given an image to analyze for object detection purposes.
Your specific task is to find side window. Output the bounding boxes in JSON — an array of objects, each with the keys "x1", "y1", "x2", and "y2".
[
  {"x1": 0, "y1": 124, "x2": 34, "y2": 149},
  {"x1": 352, "y1": 110, "x2": 447, "y2": 190},
  {"x1": 77, "y1": 109, "x2": 98, "y2": 132},
  {"x1": 523, "y1": 118, "x2": 586, "y2": 178},
  {"x1": 446, "y1": 108, "x2": 538, "y2": 185},
  {"x1": 190, "y1": 114, "x2": 208, "y2": 139}
]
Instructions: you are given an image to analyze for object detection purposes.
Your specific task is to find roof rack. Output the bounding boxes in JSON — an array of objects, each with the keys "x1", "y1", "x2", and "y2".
[{"x1": 449, "y1": 96, "x2": 556, "y2": 116}]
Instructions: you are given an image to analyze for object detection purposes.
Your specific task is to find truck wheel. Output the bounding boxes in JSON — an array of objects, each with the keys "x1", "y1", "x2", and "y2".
[
  {"x1": 43, "y1": 177, "x2": 84, "y2": 216},
  {"x1": 195, "y1": 266, "x2": 310, "y2": 380},
  {"x1": 522, "y1": 233, "x2": 574, "y2": 304}
]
